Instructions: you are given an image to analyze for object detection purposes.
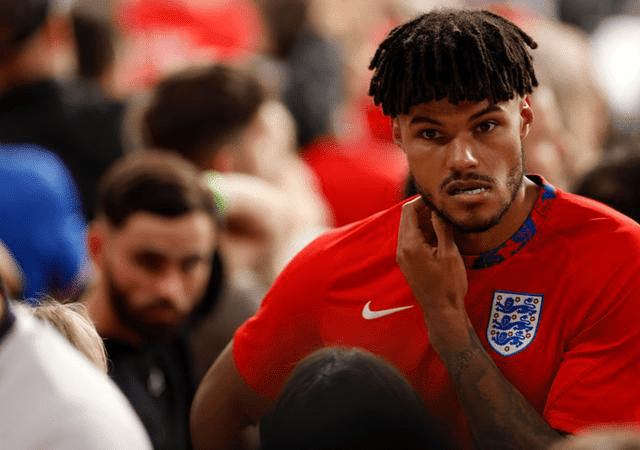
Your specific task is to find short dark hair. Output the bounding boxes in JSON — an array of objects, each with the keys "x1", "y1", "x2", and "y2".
[
  {"x1": 369, "y1": 8, "x2": 539, "y2": 117},
  {"x1": 142, "y1": 64, "x2": 266, "y2": 168},
  {"x1": 254, "y1": 0, "x2": 309, "y2": 59},
  {"x1": 0, "y1": 0, "x2": 48, "y2": 62},
  {"x1": 95, "y1": 150, "x2": 219, "y2": 228},
  {"x1": 260, "y1": 347, "x2": 451, "y2": 450}
]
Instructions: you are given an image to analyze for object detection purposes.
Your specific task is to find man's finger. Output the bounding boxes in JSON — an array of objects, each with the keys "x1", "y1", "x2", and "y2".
[
  {"x1": 416, "y1": 203, "x2": 437, "y2": 247},
  {"x1": 399, "y1": 197, "x2": 434, "y2": 249},
  {"x1": 399, "y1": 197, "x2": 423, "y2": 239},
  {"x1": 431, "y1": 211, "x2": 456, "y2": 253}
]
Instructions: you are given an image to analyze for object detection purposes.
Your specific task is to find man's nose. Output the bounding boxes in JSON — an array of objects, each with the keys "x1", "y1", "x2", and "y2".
[
  {"x1": 445, "y1": 137, "x2": 479, "y2": 172},
  {"x1": 156, "y1": 269, "x2": 189, "y2": 312}
]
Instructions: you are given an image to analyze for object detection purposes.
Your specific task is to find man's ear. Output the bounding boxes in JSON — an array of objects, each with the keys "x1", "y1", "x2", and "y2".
[
  {"x1": 392, "y1": 119, "x2": 404, "y2": 148},
  {"x1": 520, "y1": 96, "x2": 535, "y2": 140},
  {"x1": 87, "y1": 221, "x2": 107, "y2": 271}
]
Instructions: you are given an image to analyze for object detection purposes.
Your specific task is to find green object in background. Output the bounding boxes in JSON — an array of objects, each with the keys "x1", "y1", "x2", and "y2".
[{"x1": 203, "y1": 172, "x2": 228, "y2": 215}]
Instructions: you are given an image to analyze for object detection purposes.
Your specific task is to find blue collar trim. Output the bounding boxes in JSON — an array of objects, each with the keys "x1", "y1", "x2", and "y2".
[{"x1": 466, "y1": 177, "x2": 556, "y2": 270}]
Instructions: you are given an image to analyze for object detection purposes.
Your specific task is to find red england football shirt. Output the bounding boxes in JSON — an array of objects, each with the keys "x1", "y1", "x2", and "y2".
[{"x1": 234, "y1": 176, "x2": 640, "y2": 448}]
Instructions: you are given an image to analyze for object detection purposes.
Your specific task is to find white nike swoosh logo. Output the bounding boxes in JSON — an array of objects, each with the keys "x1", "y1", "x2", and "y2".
[{"x1": 362, "y1": 301, "x2": 415, "y2": 320}]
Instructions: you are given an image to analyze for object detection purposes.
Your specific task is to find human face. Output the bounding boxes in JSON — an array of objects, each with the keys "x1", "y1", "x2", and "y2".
[
  {"x1": 394, "y1": 97, "x2": 533, "y2": 233},
  {"x1": 102, "y1": 212, "x2": 215, "y2": 343}
]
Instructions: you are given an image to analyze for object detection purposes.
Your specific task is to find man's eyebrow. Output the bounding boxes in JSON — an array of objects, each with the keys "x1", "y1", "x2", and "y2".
[
  {"x1": 408, "y1": 104, "x2": 504, "y2": 126},
  {"x1": 133, "y1": 248, "x2": 164, "y2": 257},
  {"x1": 409, "y1": 115, "x2": 442, "y2": 126},
  {"x1": 469, "y1": 104, "x2": 504, "y2": 121}
]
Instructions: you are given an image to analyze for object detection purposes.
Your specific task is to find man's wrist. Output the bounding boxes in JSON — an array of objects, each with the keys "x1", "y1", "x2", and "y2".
[{"x1": 424, "y1": 311, "x2": 474, "y2": 355}]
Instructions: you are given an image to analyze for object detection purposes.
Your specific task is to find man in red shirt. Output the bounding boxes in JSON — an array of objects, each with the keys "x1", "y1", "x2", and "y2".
[{"x1": 190, "y1": 9, "x2": 640, "y2": 450}]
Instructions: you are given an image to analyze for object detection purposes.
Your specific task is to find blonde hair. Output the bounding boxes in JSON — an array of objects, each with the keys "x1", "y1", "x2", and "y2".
[{"x1": 17, "y1": 300, "x2": 108, "y2": 373}]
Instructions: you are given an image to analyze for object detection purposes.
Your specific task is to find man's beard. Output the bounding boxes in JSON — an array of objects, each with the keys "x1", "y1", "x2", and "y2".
[
  {"x1": 107, "y1": 273, "x2": 184, "y2": 345},
  {"x1": 415, "y1": 149, "x2": 525, "y2": 234}
]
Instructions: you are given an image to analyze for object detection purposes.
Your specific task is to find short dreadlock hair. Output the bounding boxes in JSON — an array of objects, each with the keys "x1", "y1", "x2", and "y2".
[{"x1": 368, "y1": 9, "x2": 538, "y2": 117}]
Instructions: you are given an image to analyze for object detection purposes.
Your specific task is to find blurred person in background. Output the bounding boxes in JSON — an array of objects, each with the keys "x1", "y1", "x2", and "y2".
[
  {"x1": 138, "y1": 63, "x2": 331, "y2": 285},
  {"x1": 480, "y1": 3, "x2": 611, "y2": 192},
  {"x1": 67, "y1": 0, "x2": 118, "y2": 97},
  {"x1": 0, "y1": 0, "x2": 126, "y2": 219},
  {"x1": 137, "y1": 63, "x2": 332, "y2": 378},
  {"x1": 261, "y1": 0, "x2": 409, "y2": 227},
  {"x1": 557, "y1": 0, "x2": 634, "y2": 34},
  {"x1": 260, "y1": 346, "x2": 452, "y2": 450},
  {"x1": 0, "y1": 269, "x2": 152, "y2": 449},
  {"x1": 82, "y1": 150, "x2": 219, "y2": 450},
  {"x1": 109, "y1": 0, "x2": 408, "y2": 228},
  {"x1": 253, "y1": 0, "x2": 344, "y2": 149},
  {"x1": 590, "y1": 14, "x2": 640, "y2": 140},
  {"x1": 574, "y1": 152, "x2": 640, "y2": 224},
  {"x1": 526, "y1": 13, "x2": 610, "y2": 190},
  {"x1": 16, "y1": 298, "x2": 108, "y2": 372},
  {"x1": 0, "y1": 144, "x2": 89, "y2": 302}
]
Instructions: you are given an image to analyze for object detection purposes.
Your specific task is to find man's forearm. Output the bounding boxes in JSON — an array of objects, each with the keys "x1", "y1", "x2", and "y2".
[{"x1": 437, "y1": 324, "x2": 563, "y2": 450}]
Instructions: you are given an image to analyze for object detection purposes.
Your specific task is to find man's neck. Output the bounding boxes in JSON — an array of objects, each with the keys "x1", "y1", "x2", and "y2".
[{"x1": 454, "y1": 177, "x2": 541, "y2": 255}]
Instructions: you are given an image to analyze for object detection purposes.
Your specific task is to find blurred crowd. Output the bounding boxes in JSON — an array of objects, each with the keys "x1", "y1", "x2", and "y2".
[{"x1": 1, "y1": 0, "x2": 640, "y2": 448}]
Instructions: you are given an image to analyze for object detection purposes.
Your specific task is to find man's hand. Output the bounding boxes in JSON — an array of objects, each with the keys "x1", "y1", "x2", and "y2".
[
  {"x1": 397, "y1": 197, "x2": 562, "y2": 450},
  {"x1": 396, "y1": 197, "x2": 470, "y2": 352}
]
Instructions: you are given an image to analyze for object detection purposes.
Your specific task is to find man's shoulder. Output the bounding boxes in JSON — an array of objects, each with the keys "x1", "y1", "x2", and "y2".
[
  {"x1": 257, "y1": 200, "x2": 407, "y2": 306},
  {"x1": 543, "y1": 188, "x2": 640, "y2": 262},
  {"x1": 553, "y1": 189, "x2": 640, "y2": 236},
  {"x1": 306, "y1": 200, "x2": 406, "y2": 252},
  {"x1": 289, "y1": 199, "x2": 406, "y2": 267}
]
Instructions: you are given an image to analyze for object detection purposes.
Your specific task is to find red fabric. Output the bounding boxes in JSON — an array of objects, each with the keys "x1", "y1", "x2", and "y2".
[
  {"x1": 234, "y1": 180, "x2": 640, "y2": 448},
  {"x1": 364, "y1": 98, "x2": 393, "y2": 143},
  {"x1": 301, "y1": 136, "x2": 407, "y2": 227}
]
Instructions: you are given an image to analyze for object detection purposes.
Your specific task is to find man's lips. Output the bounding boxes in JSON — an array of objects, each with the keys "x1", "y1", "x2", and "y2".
[{"x1": 444, "y1": 180, "x2": 493, "y2": 196}]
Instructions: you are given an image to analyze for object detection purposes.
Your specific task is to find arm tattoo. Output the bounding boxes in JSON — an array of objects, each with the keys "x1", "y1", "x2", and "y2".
[{"x1": 440, "y1": 325, "x2": 562, "y2": 450}]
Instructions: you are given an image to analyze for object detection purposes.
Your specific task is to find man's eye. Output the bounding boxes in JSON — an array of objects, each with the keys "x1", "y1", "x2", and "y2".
[
  {"x1": 134, "y1": 253, "x2": 164, "y2": 273},
  {"x1": 181, "y1": 257, "x2": 204, "y2": 273},
  {"x1": 420, "y1": 129, "x2": 443, "y2": 140},
  {"x1": 476, "y1": 121, "x2": 497, "y2": 133}
]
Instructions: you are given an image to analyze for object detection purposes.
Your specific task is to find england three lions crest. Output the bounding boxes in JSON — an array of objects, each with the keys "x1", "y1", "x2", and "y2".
[{"x1": 487, "y1": 291, "x2": 543, "y2": 356}]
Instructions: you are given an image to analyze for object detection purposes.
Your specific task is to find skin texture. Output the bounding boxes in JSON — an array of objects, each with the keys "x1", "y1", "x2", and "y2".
[
  {"x1": 394, "y1": 96, "x2": 563, "y2": 450},
  {"x1": 190, "y1": 342, "x2": 272, "y2": 450},
  {"x1": 86, "y1": 212, "x2": 216, "y2": 345}
]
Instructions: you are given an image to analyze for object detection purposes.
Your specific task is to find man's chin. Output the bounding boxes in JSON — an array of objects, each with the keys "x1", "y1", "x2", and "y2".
[
  {"x1": 137, "y1": 323, "x2": 181, "y2": 344},
  {"x1": 431, "y1": 207, "x2": 499, "y2": 234},
  {"x1": 450, "y1": 217, "x2": 501, "y2": 234}
]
